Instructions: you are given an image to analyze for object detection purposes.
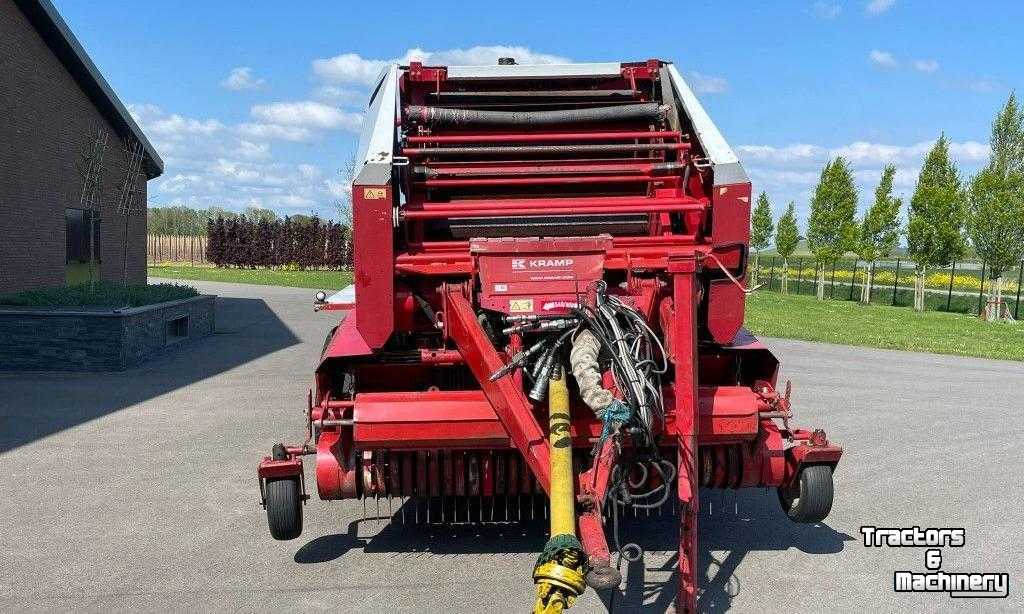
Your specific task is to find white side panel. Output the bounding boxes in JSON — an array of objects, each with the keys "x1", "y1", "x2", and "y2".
[
  {"x1": 665, "y1": 65, "x2": 740, "y2": 165},
  {"x1": 356, "y1": 65, "x2": 399, "y2": 165},
  {"x1": 446, "y1": 62, "x2": 622, "y2": 80}
]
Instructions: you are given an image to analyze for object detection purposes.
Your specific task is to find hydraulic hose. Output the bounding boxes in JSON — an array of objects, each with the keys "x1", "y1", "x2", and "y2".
[
  {"x1": 405, "y1": 103, "x2": 669, "y2": 127},
  {"x1": 570, "y1": 329, "x2": 614, "y2": 418}
]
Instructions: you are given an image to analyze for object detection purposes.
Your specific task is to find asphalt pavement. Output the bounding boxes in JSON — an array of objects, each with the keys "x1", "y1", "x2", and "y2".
[{"x1": 0, "y1": 280, "x2": 1020, "y2": 613}]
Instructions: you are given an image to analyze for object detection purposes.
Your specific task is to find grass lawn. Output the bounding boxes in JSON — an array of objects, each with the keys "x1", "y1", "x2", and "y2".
[
  {"x1": 745, "y1": 291, "x2": 1024, "y2": 361},
  {"x1": 148, "y1": 265, "x2": 352, "y2": 290}
]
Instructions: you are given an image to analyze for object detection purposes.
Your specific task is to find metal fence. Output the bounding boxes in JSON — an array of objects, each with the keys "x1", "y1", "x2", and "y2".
[
  {"x1": 754, "y1": 256, "x2": 1024, "y2": 318},
  {"x1": 147, "y1": 234, "x2": 209, "y2": 265}
]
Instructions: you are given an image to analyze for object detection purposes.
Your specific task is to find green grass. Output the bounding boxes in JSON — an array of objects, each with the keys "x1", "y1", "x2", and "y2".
[
  {"x1": 148, "y1": 265, "x2": 352, "y2": 290},
  {"x1": 745, "y1": 291, "x2": 1024, "y2": 361},
  {"x1": 0, "y1": 281, "x2": 198, "y2": 308}
]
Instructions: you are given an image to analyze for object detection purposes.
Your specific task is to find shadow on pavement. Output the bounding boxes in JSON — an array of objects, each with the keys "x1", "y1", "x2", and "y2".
[
  {"x1": 0, "y1": 296, "x2": 299, "y2": 453},
  {"x1": 293, "y1": 489, "x2": 854, "y2": 612}
]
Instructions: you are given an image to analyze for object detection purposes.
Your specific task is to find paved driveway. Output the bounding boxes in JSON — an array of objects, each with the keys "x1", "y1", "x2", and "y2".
[{"x1": 0, "y1": 280, "x2": 1020, "y2": 612}]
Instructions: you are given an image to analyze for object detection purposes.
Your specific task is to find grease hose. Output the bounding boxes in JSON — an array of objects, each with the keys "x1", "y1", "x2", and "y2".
[{"x1": 404, "y1": 103, "x2": 669, "y2": 126}]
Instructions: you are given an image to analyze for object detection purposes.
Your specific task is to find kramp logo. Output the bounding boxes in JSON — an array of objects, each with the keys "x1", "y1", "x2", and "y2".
[{"x1": 511, "y1": 258, "x2": 575, "y2": 270}]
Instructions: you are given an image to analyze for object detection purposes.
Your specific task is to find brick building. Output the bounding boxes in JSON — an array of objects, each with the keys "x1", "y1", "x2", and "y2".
[{"x1": 0, "y1": 0, "x2": 162, "y2": 294}]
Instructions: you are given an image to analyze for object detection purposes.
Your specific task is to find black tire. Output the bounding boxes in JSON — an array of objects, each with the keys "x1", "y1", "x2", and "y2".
[
  {"x1": 778, "y1": 465, "x2": 833, "y2": 523},
  {"x1": 266, "y1": 478, "x2": 302, "y2": 540}
]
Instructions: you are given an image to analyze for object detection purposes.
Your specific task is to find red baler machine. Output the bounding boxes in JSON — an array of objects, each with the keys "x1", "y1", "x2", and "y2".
[{"x1": 257, "y1": 58, "x2": 841, "y2": 612}]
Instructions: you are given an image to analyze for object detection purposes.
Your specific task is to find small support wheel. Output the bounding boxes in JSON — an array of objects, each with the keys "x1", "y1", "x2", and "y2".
[
  {"x1": 265, "y1": 477, "x2": 303, "y2": 540},
  {"x1": 778, "y1": 464, "x2": 833, "y2": 523}
]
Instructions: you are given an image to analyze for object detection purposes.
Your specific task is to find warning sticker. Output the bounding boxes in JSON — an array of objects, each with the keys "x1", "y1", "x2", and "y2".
[
  {"x1": 362, "y1": 187, "x2": 387, "y2": 200},
  {"x1": 509, "y1": 299, "x2": 534, "y2": 313}
]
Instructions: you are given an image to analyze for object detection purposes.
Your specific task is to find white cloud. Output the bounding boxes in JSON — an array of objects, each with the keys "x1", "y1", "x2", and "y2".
[
  {"x1": 869, "y1": 50, "x2": 899, "y2": 69},
  {"x1": 221, "y1": 66, "x2": 266, "y2": 91},
  {"x1": 236, "y1": 122, "x2": 312, "y2": 142},
  {"x1": 737, "y1": 138, "x2": 990, "y2": 223},
  {"x1": 736, "y1": 144, "x2": 825, "y2": 163},
  {"x1": 324, "y1": 178, "x2": 352, "y2": 200},
  {"x1": 912, "y1": 59, "x2": 939, "y2": 74},
  {"x1": 866, "y1": 0, "x2": 895, "y2": 15},
  {"x1": 298, "y1": 164, "x2": 321, "y2": 179},
  {"x1": 234, "y1": 140, "x2": 270, "y2": 160},
  {"x1": 313, "y1": 85, "x2": 368, "y2": 107},
  {"x1": 312, "y1": 46, "x2": 570, "y2": 84},
  {"x1": 967, "y1": 79, "x2": 997, "y2": 93},
  {"x1": 134, "y1": 104, "x2": 341, "y2": 216},
  {"x1": 251, "y1": 101, "x2": 363, "y2": 132},
  {"x1": 812, "y1": 2, "x2": 842, "y2": 19},
  {"x1": 688, "y1": 72, "x2": 729, "y2": 94},
  {"x1": 129, "y1": 103, "x2": 223, "y2": 139},
  {"x1": 739, "y1": 140, "x2": 989, "y2": 169}
]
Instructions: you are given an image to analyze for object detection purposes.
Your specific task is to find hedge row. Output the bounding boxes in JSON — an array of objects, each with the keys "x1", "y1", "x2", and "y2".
[{"x1": 206, "y1": 216, "x2": 351, "y2": 269}]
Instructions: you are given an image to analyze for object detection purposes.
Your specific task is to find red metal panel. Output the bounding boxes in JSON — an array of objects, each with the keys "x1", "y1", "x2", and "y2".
[
  {"x1": 352, "y1": 184, "x2": 394, "y2": 349},
  {"x1": 710, "y1": 182, "x2": 751, "y2": 247},
  {"x1": 353, "y1": 391, "x2": 510, "y2": 448}
]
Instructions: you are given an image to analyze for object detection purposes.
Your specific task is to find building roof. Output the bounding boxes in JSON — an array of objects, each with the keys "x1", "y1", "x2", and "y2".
[{"x1": 14, "y1": 0, "x2": 163, "y2": 178}]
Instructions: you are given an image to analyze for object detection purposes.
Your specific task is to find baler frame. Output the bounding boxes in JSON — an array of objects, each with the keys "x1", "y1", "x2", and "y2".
[{"x1": 257, "y1": 59, "x2": 842, "y2": 612}]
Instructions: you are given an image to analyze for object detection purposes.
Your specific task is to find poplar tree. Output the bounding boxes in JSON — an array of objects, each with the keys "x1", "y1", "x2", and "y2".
[
  {"x1": 807, "y1": 157, "x2": 858, "y2": 299},
  {"x1": 906, "y1": 135, "x2": 968, "y2": 312},
  {"x1": 775, "y1": 202, "x2": 801, "y2": 294},
  {"x1": 856, "y1": 165, "x2": 903, "y2": 304},
  {"x1": 750, "y1": 191, "x2": 774, "y2": 285},
  {"x1": 969, "y1": 93, "x2": 1024, "y2": 320}
]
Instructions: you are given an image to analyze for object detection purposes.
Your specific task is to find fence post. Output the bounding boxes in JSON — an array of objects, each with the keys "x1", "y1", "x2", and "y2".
[
  {"x1": 796, "y1": 257, "x2": 804, "y2": 294},
  {"x1": 768, "y1": 256, "x2": 776, "y2": 291},
  {"x1": 946, "y1": 261, "x2": 955, "y2": 312},
  {"x1": 869, "y1": 261, "x2": 876, "y2": 303},
  {"x1": 849, "y1": 260, "x2": 858, "y2": 300},
  {"x1": 1016, "y1": 259, "x2": 1023, "y2": 320},
  {"x1": 892, "y1": 259, "x2": 901, "y2": 306},
  {"x1": 977, "y1": 262, "x2": 986, "y2": 315}
]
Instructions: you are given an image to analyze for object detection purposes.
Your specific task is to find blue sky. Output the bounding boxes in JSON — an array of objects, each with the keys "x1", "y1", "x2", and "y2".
[{"x1": 54, "y1": 0, "x2": 1022, "y2": 224}]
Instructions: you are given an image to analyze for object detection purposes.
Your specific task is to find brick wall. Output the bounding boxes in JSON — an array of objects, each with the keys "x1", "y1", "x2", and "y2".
[{"x1": 0, "y1": 0, "x2": 149, "y2": 294}]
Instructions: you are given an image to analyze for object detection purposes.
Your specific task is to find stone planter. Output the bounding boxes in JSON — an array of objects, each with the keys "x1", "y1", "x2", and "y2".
[{"x1": 0, "y1": 295, "x2": 215, "y2": 371}]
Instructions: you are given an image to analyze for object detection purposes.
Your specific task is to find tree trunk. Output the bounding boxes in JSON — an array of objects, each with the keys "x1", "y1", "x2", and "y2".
[
  {"x1": 815, "y1": 264, "x2": 825, "y2": 300},
  {"x1": 860, "y1": 263, "x2": 873, "y2": 304},
  {"x1": 752, "y1": 251, "x2": 760, "y2": 286},
  {"x1": 987, "y1": 276, "x2": 1003, "y2": 321},
  {"x1": 781, "y1": 258, "x2": 789, "y2": 294},
  {"x1": 921, "y1": 266, "x2": 929, "y2": 311}
]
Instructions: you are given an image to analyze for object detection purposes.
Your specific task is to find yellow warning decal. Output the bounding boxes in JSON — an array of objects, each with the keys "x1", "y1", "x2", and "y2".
[
  {"x1": 362, "y1": 187, "x2": 387, "y2": 200},
  {"x1": 509, "y1": 299, "x2": 534, "y2": 313}
]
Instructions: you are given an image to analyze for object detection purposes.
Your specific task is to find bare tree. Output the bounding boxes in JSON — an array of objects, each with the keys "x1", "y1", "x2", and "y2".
[
  {"x1": 75, "y1": 125, "x2": 109, "y2": 288},
  {"x1": 116, "y1": 136, "x2": 145, "y2": 284},
  {"x1": 335, "y1": 152, "x2": 358, "y2": 226}
]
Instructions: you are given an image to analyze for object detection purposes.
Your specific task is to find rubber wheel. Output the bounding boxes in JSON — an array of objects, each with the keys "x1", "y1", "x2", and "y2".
[
  {"x1": 265, "y1": 477, "x2": 302, "y2": 540},
  {"x1": 778, "y1": 465, "x2": 833, "y2": 523}
]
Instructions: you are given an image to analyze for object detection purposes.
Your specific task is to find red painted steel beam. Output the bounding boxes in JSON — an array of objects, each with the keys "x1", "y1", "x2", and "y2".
[
  {"x1": 405, "y1": 130, "x2": 681, "y2": 144},
  {"x1": 669, "y1": 254, "x2": 701, "y2": 614},
  {"x1": 402, "y1": 204, "x2": 701, "y2": 219},
  {"x1": 415, "y1": 175, "x2": 659, "y2": 188},
  {"x1": 409, "y1": 195, "x2": 703, "y2": 210},
  {"x1": 443, "y1": 287, "x2": 552, "y2": 493},
  {"x1": 401, "y1": 143, "x2": 690, "y2": 157},
  {"x1": 416, "y1": 161, "x2": 677, "y2": 176}
]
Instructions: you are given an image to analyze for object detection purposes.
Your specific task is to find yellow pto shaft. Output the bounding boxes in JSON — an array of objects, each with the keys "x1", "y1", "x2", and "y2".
[{"x1": 533, "y1": 368, "x2": 587, "y2": 614}]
